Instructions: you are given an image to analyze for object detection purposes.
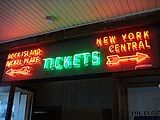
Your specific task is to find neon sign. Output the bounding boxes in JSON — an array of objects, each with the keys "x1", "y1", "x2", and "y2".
[
  {"x1": 106, "y1": 52, "x2": 149, "y2": 65},
  {"x1": 96, "y1": 31, "x2": 151, "y2": 53},
  {"x1": 2, "y1": 28, "x2": 159, "y2": 82},
  {"x1": 96, "y1": 30, "x2": 153, "y2": 71},
  {"x1": 6, "y1": 66, "x2": 31, "y2": 77},
  {"x1": 5, "y1": 48, "x2": 43, "y2": 77},
  {"x1": 43, "y1": 51, "x2": 101, "y2": 71}
]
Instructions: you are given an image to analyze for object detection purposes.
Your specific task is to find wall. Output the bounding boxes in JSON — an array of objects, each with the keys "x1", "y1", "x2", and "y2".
[{"x1": 29, "y1": 77, "x2": 112, "y2": 120}]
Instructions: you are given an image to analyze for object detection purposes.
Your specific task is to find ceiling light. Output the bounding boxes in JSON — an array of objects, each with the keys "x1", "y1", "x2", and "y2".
[{"x1": 45, "y1": 16, "x2": 55, "y2": 23}]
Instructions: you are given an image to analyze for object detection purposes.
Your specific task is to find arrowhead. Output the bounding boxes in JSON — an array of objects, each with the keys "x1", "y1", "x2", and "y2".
[
  {"x1": 106, "y1": 55, "x2": 120, "y2": 65},
  {"x1": 6, "y1": 69, "x2": 14, "y2": 77},
  {"x1": 136, "y1": 52, "x2": 149, "y2": 63}
]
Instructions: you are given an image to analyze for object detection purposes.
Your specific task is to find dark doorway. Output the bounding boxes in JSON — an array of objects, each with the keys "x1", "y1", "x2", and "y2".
[
  {"x1": 102, "y1": 108, "x2": 112, "y2": 120},
  {"x1": 32, "y1": 106, "x2": 62, "y2": 120}
]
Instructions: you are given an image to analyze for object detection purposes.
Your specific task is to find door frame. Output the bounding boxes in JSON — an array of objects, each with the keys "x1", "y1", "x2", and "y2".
[
  {"x1": 0, "y1": 83, "x2": 34, "y2": 120},
  {"x1": 112, "y1": 68, "x2": 160, "y2": 120}
]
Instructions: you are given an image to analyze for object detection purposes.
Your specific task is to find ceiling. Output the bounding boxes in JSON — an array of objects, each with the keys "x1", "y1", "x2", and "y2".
[{"x1": 0, "y1": 0, "x2": 160, "y2": 44}]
